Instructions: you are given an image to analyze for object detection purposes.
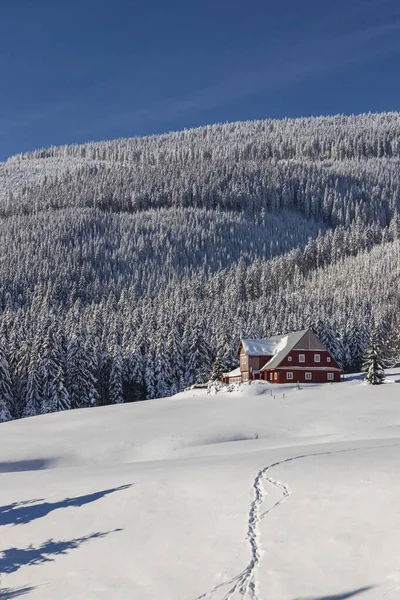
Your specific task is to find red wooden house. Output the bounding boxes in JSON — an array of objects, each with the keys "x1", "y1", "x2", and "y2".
[{"x1": 222, "y1": 328, "x2": 342, "y2": 385}]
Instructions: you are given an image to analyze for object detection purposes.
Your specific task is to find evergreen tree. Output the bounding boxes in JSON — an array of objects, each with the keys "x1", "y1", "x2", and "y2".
[
  {"x1": 48, "y1": 366, "x2": 71, "y2": 412},
  {"x1": 67, "y1": 335, "x2": 99, "y2": 408},
  {"x1": 109, "y1": 347, "x2": 124, "y2": 404},
  {"x1": 362, "y1": 341, "x2": 386, "y2": 385},
  {"x1": 24, "y1": 353, "x2": 43, "y2": 417},
  {"x1": 0, "y1": 345, "x2": 14, "y2": 421},
  {"x1": 144, "y1": 352, "x2": 156, "y2": 399}
]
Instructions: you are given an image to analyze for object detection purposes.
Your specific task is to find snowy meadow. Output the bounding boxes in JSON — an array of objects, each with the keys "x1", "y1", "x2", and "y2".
[{"x1": 1, "y1": 373, "x2": 400, "y2": 599}]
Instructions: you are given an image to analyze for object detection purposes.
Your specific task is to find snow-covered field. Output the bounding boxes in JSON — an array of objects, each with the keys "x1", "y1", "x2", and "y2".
[{"x1": 1, "y1": 372, "x2": 400, "y2": 600}]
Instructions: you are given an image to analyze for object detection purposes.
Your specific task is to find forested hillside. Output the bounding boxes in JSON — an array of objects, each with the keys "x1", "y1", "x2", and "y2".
[{"x1": 1, "y1": 112, "x2": 400, "y2": 420}]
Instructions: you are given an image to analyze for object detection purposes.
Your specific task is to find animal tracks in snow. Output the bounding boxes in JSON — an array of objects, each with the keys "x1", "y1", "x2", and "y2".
[
  {"x1": 195, "y1": 443, "x2": 398, "y2": 600},
  {"x1": 195, "y1": 464, "x2": 291, "y2": 600}
]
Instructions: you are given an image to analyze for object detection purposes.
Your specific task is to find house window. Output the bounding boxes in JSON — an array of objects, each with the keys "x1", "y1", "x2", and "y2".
[
  {"x1": 242, "y1": 372, "x2": 249, "y2": 382},
  {"x1": 241, "y1": 355, "x2": 247, "y2": 364},
  {"x1": 327, "y1": 373, "x2": 334, "y2": 381},
  {"x1": 314, "y1": 354, "x2": 320, "y2": 363},
  {"x1": 305, "y1": 372, "x2": 312, "y2": 380},
  {"x1": 287, "y1": 356, "x2": 292, "y2": 362},
  {"x1": 327, "y1": 357, "x2": 331, "y2": 363},
  {"x1": 274, "y1": 372, "x2": 278, "y2": 380},
  {"x1": 270, "y1": 373, "x2": 273, "y2": 381},
  {"x1": 286, "y1": 372, "x2": 293, "y2": 380},
  {"x1": 299, "y1": 354, "x2": 305, "y2": 363}
]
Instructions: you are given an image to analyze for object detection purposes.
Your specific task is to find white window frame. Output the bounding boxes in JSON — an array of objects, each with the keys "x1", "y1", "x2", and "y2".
[
  {"x1": 274, "y1": 372, "x2": 278, "y2": 380},
  {"x1": 286, "y1": 372, "x2": 293, "y2": 380},
  {"x1": 287, "y1": 355, "x2": 292, "y2": 362},
  {"x1": 299, "y1": 354, "x2": 305, "y2": 363},
  {"x1": 327, "y1": 357, "x2": 331, "y2": 363},
  {"x1": 327, "y1": 373, "x2": 334, "y2": 381},
  {"x1": 270, "y1": 373, "x2": 273, "y2": 381},
  {"x1": 305, "y1": 372, "x2": 312, "y2": 381},
  {"x1": 242, "y1": 372, "x2": 249, "y2": 382},
  {"x1": 314, "y1": 354, "x2": 320, "y2": 363}
]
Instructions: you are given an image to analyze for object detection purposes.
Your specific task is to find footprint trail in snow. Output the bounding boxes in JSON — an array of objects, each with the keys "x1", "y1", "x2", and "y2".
[
  {"x1": 196, "y1": 445, "x2": 386, "y2": 600},
  {"x1": 196, "y1": 464, "x2": 290, "y2": 600}
]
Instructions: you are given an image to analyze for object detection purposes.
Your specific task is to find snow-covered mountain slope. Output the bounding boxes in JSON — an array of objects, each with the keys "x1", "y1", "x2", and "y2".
[
  {"x1": 1, "y1": 373, "x2": 400, "y2": 599},
  {"x1": 2, "y1": 112, "x2": 400, "y2": 417}
]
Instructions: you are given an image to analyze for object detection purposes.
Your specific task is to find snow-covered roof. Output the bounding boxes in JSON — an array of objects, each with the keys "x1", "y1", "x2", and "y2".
[
  {"x1": 223, "y1": 367, "x2": 241, "y2": 378},
  {"x1": 261, "y1": 329, "x2": 309, "y2": 370},
  {"x1": 241, "y1": 336, "x2": 288, "y2": 356},
  {"x1": 240, "y1": 329, "x2": 312, "y2": 369}
]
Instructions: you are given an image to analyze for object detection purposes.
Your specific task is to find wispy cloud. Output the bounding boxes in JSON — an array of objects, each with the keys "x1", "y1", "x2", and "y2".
[
  {"x1": 76, "y1": 14, "x2": 400, "y2": 137},
  {"x1": 2, "y1": 7, "x2": 400, "y2": 146}
]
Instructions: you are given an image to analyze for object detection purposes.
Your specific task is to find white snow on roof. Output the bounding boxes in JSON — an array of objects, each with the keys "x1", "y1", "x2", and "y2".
[
  {"x1": 261, "y1": 329, "x2": 308, "y2": 370},
  {"x1": 241, "y1": 335, "x2": 287, "y2": 356},
  {"x1": 223, "y1": 367, "x2": 241, "y2": 378}
]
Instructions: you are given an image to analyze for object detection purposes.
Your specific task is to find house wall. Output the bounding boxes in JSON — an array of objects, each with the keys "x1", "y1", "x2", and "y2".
[
  {"x1": 239, "y1": 347, "x2": 248, "y2": 372},
  {"x1": 279, "y1": 350, "x2": 340, "y2": 370},
  {"x1": 264, "y1": 369, "x2": 340, "y2": 383}
]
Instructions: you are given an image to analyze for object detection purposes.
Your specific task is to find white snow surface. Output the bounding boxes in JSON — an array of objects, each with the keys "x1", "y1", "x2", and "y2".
[
  {"x1": 241, "y1": 335, "x2": 288, "y2": 357},
  {"x1": 1, "y1": 372, "x2": 400, "y2": 599}
]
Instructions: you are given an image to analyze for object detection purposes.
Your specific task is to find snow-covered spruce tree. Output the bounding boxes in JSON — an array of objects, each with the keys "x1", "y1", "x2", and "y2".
[
  {"x1": 48, "y1": 366, "x2": 71, "y2": 413},
  {"x1": 0, "y1": 345, "x2": 13, "y2": 422},
  {"x1": 41, "y1": 323, "x2": 66, "y2": 414},
  {"x1": 144, "y1": 351, "x2": 156, "y2": 400},
  {"x1": 109, "y1": 346, "x2": 124, "y2": 404},
  {"x1": 67, "y1": 335, "x2": 99, "y2": 408},
  {"x1": 362, "y1": 340, "x2": 386, "y2": 385},
  {"x1": 24, "y1": 350, "x2": 43, "y2": 417}
]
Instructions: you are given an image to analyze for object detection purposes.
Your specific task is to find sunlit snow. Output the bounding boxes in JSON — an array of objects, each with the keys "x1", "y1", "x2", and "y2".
[{"x1": 1, "y1": 372, "x2": 400, "y2": 599}]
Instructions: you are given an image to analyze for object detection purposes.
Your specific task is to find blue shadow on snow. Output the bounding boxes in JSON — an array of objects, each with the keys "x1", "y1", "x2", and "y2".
[
  {"x1": 293, "y1": 585, "x2": 374, "y2": 600},
  {"x1": 0, "y1": 484, "x2": 132, "y2": 527},
  {"x1": 0, "y1": 586, "x2": 36, "y2": 599},
  {"x1": 0, "y1": 530, "x2": 121, "y2": 576}
]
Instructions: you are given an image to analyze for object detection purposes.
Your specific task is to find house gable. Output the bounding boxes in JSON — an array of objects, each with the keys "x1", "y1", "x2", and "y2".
[
  {"x1": 292, "y1": 329, "x2": 326, "y2": 351},
  {"x1": 261, "y1": 329, "x2": 341, "y2": 371}
]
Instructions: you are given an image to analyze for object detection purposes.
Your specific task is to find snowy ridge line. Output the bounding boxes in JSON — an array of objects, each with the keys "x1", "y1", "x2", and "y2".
[{"x1": 196, "y1": 442, "x2": 400, "y2": 600}]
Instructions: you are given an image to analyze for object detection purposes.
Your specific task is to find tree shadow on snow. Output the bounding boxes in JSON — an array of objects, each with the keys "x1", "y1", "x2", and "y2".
[
  {"x1": 0, "y1": 459, "x2": 56, "y2": 473},
  {"x1": 293, "y1": 585, "x2": 374, "y2": 600},
  {"x1": 0, "y1": 484, "x2": 132, "y2": 527},
  {"x1": 0, "y1": 530, "x2": 121, "y2": 576},
  {"x1": 344, "y1": 372, "x2": 400, "y2": 383},
  {"x1": 342, "y1": 374, "x2": 365, "y2": 383},
  {"x1": 0, "y1": 586, "x2": 36, "y2": 599}
]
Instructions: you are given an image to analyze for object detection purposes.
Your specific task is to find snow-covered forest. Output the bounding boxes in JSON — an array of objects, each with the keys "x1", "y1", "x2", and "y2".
[{"x1": 1, "y1": 112, "x2": 400, "y2": 420}]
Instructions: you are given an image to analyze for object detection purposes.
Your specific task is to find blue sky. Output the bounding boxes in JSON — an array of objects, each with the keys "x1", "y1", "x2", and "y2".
[{"x1": 1, "y1": 0, "x2": 400, "y2": 160}]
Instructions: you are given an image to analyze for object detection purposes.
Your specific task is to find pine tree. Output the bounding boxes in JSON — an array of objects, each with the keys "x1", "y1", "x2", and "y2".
[
  {"x1": 67, "y1": 335, "x2": 99, "y2": 408},
  {"x1": 24, "y1": 349, "x2": 43, "y2": 417},
  {"x1": 144, "y1": 351, "x2": 156, "y2": 399},
  {"x1": 109, "y1": 347, "x2": 124, "y2": 404},
  {"x1": 362, "y1": 341, "x2": 386, "y2": 385},
  {"x1": 0, "y1": 346, "x2": 13, "y2": 422},
  {"x1": 41, "y1": 323, "x2": 65, "y2": 414},
  {"x1": 48, "y1": 366, "x2": 71, "y2": 412}
]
